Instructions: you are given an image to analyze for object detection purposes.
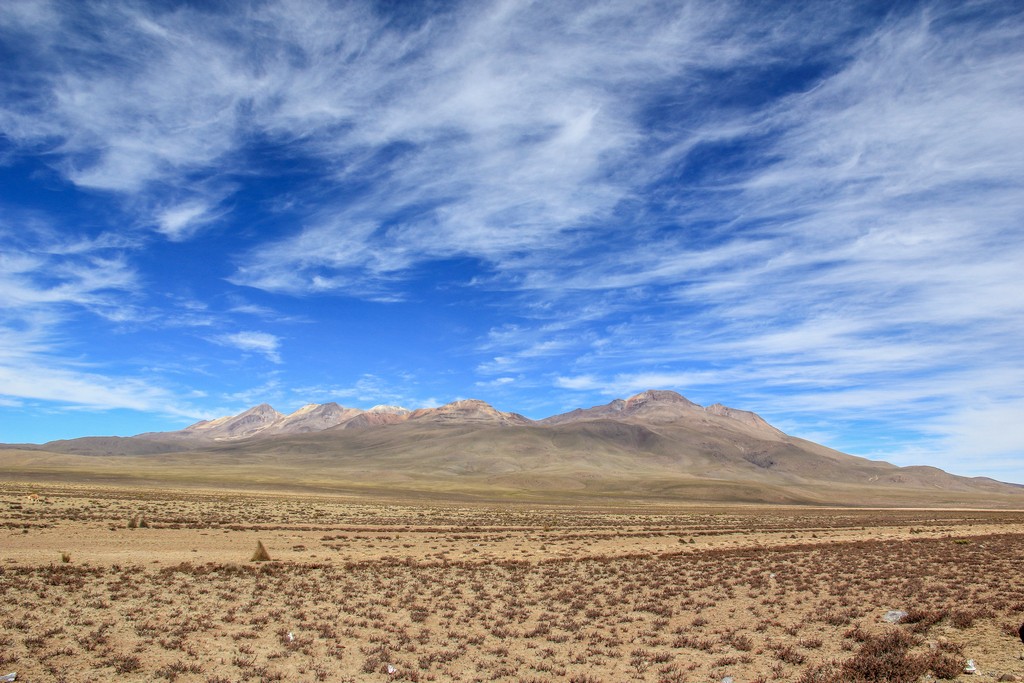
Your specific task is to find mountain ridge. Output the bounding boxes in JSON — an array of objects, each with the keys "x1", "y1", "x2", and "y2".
[
  {"x1": 5, "y1": 389, "x2": 1021, "y2": 506},
  {"x1": 163, "y1": 390, "x2": 783, "y2": 442}
]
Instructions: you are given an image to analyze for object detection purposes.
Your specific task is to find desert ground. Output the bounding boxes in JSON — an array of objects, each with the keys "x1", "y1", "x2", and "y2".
[{"x1": 2, "y1": 482, "x2": 1024, "y2": 682}]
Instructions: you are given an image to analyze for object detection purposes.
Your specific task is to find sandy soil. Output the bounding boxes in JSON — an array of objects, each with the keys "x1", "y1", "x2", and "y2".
[{"x1": 2, "y1": 482, "x2": 1024, "y2": 682}]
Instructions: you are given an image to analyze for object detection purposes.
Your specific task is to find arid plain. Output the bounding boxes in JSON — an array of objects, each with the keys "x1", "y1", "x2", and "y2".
[{"x1": 3, "y1": 482, "x2": 1024, "y2": 682}]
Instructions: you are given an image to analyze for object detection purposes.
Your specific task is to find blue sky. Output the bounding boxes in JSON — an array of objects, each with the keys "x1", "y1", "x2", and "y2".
[{"x1": 1, "y1": 1, "x2": 1022, "y2": 482}]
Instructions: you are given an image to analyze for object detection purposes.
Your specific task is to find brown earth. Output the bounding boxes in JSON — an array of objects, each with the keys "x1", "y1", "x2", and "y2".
[{"x1": 2, "y1": 481, "x2": 1024, "y2": 682}]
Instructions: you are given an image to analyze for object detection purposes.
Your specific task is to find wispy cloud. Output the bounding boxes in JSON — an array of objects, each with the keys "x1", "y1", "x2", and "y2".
[
  {"x1": 0, "y1": 220, "x2": 138, "y2": 315},
  {"x1": 226, "y1": 2, "x2": 820, "y2": 292},
  {"x1": 153, "y1": 200, "x2": 224, "y2": 242},
  {"x1": 0, "y1": 205, "x2": 294, "y2": 421},
  {"x1": 221, "y1": 378, "x2": 285, "y2": 410},
  {"x1": 0, "y1": 362, "x2": 195, "y2": 417},
  {"x1": 290, "y1": 373, "x2": 436, "y2": 411},
  {"x1": 213, "y1": 331, "x2": 283, "y2": 364},
  {"x1": 0, "y1": 213, "x2": 207, "y2": 419},
  {"x1": 2, "y1": 1, "x2": 817, "y2": 250}
]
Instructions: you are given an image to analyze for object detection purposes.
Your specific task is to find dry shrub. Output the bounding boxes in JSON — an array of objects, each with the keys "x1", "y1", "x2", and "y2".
[
  {"x1": 949, "y1": 608, "x2": 989, "y2": 629},
  {"x1": 797, "y1": 663, "x2": 842, "y2": 683},
  {"x1": 776, "y1": 644, "x2": 806, "y2": 665},
  {"x1": 108, "y1": 653, "x2": 143, "y2": 673},
  {"x1": 801, "y1": 629, "x2": 960, "y2": 683},
  {"x1": 929, "y1": 652, "x2": 965, "y2": 680},
  {"x1": 730, "y1": 633, "x2": 754, "y2": 651},
  {"x1": 843, "y1": 630, "x2": 929, "y2": 682},
  {"x1": 843, "y1": 625, "x2": 871, "y2": 643},
  {"x1": 899, "y1": 608, "x2": 946, "y2": 633}
]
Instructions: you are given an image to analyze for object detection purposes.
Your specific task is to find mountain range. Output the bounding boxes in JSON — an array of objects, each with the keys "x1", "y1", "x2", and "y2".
[{"x1": 2, "y1": 390, "x2": 1020, "y2": 506}]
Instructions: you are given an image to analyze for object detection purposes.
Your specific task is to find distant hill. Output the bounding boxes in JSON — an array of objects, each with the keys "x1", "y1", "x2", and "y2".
[{"x1": 3, "y1": 390, "x2": 1020, "y2": 506}]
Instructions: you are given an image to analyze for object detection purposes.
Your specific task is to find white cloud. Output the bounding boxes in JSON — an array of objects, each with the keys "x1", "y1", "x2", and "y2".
[
  {"x1": 0, "y1": 221, "x2": 139, "y2": 317},
  {"x1": 554, "y1": 375, "x2": 601, "y2": 391},
  {"x1": 222, "y1": 379, "x2": 285, "y2": 408},
  {"x1": 289, "y1": 373, "x2": 433, "y2": 411},
  {"x1": 154, "y1": 200, "x2": 222, "y2": 241},
  {"x1": 0, "y1": 363, "x2": 198, "y2": 417},
  {"x1": 0, "y1": 216, "x2": 207, "y2": 421},
  {"x1": 1, "y1": 1, "x2": 823, "y2": 283},
  {"x1": 226, "y1": 1, "x2": 781, "y2": 292},
  {"x1": 931, "y1": 398, "x2": 1024, "y2": 462},
  {"x1": 475, "y1": 376, "x2": 517, "y2": 388},
  {"x1": 555, "y1": 370, "x2": 735, "y2": 400},
  {"x1": 213, "y1": 331, "x2": 283, "y2": 364}
]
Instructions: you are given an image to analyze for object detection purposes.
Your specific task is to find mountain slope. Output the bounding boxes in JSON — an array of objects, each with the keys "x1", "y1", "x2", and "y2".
[
  {"x1": 177, "y1": 403, "x2": 284, "y2": 440},
  {"x1": 5, "y1": 390, "x2": 1021, "y2": 506},
  {"x1": 407, "y1": 399, "x2": 532, "y2": 426}
]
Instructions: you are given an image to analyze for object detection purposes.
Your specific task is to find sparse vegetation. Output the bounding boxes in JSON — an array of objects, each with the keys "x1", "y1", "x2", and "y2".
[{"x1": 1, "y1": 483, "x2": 1022, "y2": 680}]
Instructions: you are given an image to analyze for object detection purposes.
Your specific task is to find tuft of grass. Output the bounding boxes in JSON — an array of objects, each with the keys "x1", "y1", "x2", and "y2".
[
  {"x1": 251, "y1": 540, "x2": 272, "y2": 562},
  {"x1": 61, "y1": 551, "x2": 72, "y2": 563}
]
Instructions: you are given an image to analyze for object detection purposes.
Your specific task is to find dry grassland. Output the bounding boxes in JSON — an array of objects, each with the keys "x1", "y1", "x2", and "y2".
[{"x1": 2, "y1": 482, "x2": 1024, "y2": 682}]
